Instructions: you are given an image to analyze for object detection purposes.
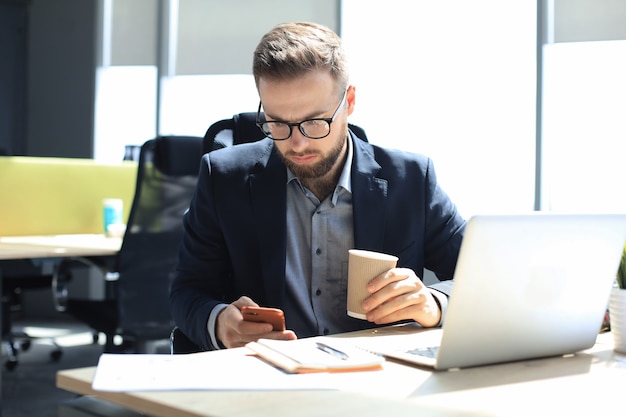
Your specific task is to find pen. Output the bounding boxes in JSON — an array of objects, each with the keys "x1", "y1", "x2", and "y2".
[{"x1": 316, "y1": 342, "x2": 349, "y2": 360}]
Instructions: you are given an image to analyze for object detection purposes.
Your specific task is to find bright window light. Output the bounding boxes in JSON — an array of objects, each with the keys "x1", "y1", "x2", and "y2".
[
  {"x1": 341, "y1": 0, "x2": 537, "y2": 218},
  {"x1": 541, "y1": 40, "x2": 626, "y2": 213}
]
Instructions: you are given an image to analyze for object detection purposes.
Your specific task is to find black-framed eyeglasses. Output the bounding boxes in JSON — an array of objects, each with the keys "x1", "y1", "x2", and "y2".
[{"x1": 256, "y1": 90, "x2": 347, "y2": 141}]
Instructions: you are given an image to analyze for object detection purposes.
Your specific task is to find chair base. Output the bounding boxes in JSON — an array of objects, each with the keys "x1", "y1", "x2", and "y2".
[
  {"x1": 2, "y1": 330, "x2": 63, "y2": 371},
  {"x1": 2, "y1": 285, "x2": 64, "y2": 371}
]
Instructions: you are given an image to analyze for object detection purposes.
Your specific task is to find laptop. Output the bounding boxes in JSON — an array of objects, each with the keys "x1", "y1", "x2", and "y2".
[{"x1": 364, "y1": 213, "x2": 626, "y2": 370}]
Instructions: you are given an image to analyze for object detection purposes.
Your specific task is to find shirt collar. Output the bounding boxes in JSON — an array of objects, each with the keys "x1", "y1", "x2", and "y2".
[{"x1": 337, "y1": 134, "x2": 353, "y2": 193}]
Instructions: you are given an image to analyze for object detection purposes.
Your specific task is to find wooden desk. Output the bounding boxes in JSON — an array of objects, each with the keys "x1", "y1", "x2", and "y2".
[
  {"x1": 0, "y1": 234, "x2": 121, "y2": 260},
  {"x1": 56, "y1": 329, "x2": 626, "y2": 417}
]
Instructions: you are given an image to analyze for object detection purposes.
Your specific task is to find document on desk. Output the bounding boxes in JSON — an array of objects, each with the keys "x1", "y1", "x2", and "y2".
[{"x1": 91, "y1": 340, "x2": 383, "y2": 392}]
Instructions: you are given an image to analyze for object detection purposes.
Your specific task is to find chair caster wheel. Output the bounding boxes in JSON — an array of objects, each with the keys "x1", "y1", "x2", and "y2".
[
  {"x1": 50, "y1": 349, "x2": 63, "y2": 362},
  {"x1": 5, "y1": 359, "x2": 17, "y2": 371}
]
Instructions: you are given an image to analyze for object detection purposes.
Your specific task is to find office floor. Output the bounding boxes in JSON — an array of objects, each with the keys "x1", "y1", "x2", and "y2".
[{"x1": 1, "y1": 318, "x2": 103, "y2": 417}]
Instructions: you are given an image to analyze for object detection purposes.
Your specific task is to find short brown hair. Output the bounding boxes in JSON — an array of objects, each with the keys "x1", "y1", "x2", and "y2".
[{"x1": 253, "y1": 22, "x2": 349, "y2": 94}]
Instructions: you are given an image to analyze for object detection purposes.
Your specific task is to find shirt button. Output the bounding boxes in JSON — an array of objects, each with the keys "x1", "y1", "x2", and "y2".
[
  {"x1": 316, "y1": 248, "x2": 322, "y2": 255},
  {"x1": 316, "y1": 289, "x2": 322, "y2": 296}
]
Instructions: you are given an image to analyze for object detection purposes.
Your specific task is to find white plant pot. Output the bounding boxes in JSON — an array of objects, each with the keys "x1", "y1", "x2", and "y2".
[{"x1": 609, "y1": 287, "x2": 626, "y2": 353}]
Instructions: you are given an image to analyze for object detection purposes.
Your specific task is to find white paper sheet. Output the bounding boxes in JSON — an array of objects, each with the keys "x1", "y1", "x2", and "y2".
[{"x1": 91, "y1": 347, "x2": 375, "y2": 392}]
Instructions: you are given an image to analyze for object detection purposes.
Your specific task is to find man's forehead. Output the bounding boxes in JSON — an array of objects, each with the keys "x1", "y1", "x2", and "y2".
[{"x1": 258, "y1": 76, "x2": 337, "y2": 120}]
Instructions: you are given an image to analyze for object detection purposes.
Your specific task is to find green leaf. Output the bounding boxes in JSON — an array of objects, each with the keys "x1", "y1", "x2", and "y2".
[{"x1": 617, "y1": 243, "x2": 626, "y2": 289}]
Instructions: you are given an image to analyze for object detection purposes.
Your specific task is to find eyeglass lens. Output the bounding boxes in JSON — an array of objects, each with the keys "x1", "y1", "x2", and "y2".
[{"x1": 261, "y1": 119, "x2": 330, "y2": 140}]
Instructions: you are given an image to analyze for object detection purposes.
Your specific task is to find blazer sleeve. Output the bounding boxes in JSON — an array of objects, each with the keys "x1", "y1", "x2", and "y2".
[
  {"x1": 421, "y1": 156, "x2": 465, "y2": 288},
  {"x1": 169, "y1": 153, "x2": 234, "y2": 350}
]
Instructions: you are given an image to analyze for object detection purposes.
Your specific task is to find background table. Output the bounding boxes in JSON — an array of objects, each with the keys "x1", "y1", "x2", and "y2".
[{"x1": 0, "y1": 234, "x2": 121, "y2": 260}]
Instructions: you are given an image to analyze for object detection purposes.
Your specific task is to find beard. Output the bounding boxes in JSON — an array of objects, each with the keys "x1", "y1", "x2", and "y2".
[{"x1": 278, "y1": 134, "x2": 347, "y2": 180}]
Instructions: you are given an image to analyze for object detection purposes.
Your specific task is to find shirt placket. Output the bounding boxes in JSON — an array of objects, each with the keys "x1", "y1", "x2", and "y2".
[{"x1": 310, "y1": 200, "x2": 332, "y2": 335}]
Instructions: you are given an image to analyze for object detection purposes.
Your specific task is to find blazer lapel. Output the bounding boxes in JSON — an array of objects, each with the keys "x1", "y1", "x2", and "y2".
[
  {"x1": 351, "y1": 139, "x2": 388, "y2": 251},
  {"x1": 249, "y1": 144, "x2": 288, "y2": 307}
]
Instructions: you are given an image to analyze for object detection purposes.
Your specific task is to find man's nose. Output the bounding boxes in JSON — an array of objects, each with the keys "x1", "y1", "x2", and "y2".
[{"x1": 288, "y1": 128, "x2": 310, "y2": 151}]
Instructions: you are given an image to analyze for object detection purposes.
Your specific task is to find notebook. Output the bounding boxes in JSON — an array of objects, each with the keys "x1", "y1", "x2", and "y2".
[
  {"x1": 364, "y1": 213, "x2": 626, "y2": 370},
  {"x1": 246, "y1": 336, "x2": 384, "y2": 374}
]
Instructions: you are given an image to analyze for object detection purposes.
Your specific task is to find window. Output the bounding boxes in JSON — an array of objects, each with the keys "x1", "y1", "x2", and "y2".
[
  {"x1": 342, "y1": 0, "x2": 537, "y2": 218},
  {"x1": 541, "y1": 40, "x2": 626, "y2": 212}
]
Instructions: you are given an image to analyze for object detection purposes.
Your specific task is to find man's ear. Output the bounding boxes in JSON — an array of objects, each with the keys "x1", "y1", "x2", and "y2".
[{"x1": 346, "y1": 85, "x2": 356, "y2": 116}]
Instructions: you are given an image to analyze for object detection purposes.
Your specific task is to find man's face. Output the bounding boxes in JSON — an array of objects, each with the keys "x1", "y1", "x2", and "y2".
[{"x1": 257, "y1": 71, "x2": 355, "y2": 180}]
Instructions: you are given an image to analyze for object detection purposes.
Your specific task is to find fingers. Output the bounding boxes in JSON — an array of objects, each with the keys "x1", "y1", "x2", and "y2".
[
  {"x1": 366, "y1": 291, "x2": 441, "y2": 327},
  {"x1": 362, "y1": 268, "x2": 441, "y2": 327},
  {"x1": 232, "y1": 295, "x2": 257, "y2": 309},
  {"x1": 217, "y1": 297, "x2": 297, "y2": 348},
  {"x1": 363, "y1": 268, "x2": 422, "y2": 310},
  {"x1": 366, "y1": 268, "x2": 409, "y2": 293}
]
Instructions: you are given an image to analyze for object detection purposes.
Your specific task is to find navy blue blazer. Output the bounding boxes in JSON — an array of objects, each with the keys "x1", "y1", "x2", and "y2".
[{"x1": 170, "y1": 133, "x2": 466, "y2": 349}]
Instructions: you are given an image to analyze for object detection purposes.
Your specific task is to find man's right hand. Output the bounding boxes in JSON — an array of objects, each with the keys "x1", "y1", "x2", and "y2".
[{"x1": 215, "y1": 296, "x2": 297, "y2": 348}]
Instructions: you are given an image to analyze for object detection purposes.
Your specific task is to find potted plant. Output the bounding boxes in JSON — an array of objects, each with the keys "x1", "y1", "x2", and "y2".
[
  {"x1": 617, "y1": 243, "x2": 626, "y2": 290},
  {"x1": 609, "y1": 243, "x2": 626, "y2": 353}
]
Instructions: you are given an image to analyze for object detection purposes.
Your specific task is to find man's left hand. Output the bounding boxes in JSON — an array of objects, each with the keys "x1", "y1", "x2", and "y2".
[{"x1": 361, "y1": 268, "x2": 441, "y2": 327}]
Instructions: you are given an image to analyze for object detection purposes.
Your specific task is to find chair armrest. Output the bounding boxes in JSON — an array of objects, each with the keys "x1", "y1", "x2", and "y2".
[{"x1": 170, "y1": 326, "x2": 202, "y2": 354}]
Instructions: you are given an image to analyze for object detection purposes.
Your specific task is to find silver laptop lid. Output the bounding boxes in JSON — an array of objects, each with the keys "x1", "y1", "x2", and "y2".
[{"x1": 435, "y1": 213, "x2": 626, "y2": 370}]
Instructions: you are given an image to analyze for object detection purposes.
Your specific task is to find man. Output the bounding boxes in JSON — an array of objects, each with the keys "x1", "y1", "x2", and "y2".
[{"x1": 170, "y1": 22, "x2": 465, "y2": 350}]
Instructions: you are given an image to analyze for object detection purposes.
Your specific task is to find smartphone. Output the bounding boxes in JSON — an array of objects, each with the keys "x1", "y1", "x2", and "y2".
[{"x1": 241, "y1": 306, "x2": 286, "y2": 331}]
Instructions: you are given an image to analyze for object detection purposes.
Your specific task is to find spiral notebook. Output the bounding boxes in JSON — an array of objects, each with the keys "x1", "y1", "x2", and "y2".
[{"x1": 367, "y1": 213, "x2": 626, "y2": 370}]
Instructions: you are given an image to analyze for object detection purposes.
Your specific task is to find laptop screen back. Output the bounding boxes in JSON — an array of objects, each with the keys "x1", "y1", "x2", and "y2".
[{"x1": 434, "y1": 213, "x2": 626, "y2": 369}]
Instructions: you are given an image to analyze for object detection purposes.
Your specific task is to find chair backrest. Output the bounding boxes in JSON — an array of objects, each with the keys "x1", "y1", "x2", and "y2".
[
  {"x1": 202, "y1": 112, "x2": 369, "y2": 154},
  {"x1": 117, "y1": 136, "x2": 203, "y2": 343}
]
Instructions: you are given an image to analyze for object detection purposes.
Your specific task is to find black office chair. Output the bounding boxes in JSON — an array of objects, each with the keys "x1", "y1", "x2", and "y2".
[
  {"x1": 169, "y1": 326, "x2": 202, "y2": 354},
  {"x1": 54, "y1": 135, "x2": 204, "y2": 353},
  {"x1": 170, "y1": 114, "x2": 369, "y2": 354},
  {"x1": 2, "y1": 261, "x2": 63, "y2": 371}
]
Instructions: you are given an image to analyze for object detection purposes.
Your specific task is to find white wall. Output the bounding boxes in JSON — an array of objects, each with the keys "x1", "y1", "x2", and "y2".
[
  {"x1": 341, "y1": 0, "x2": 537, "y2": 218},
  {"x1": 553, "y1": 0, "x2": 626, "y2": 42}
]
